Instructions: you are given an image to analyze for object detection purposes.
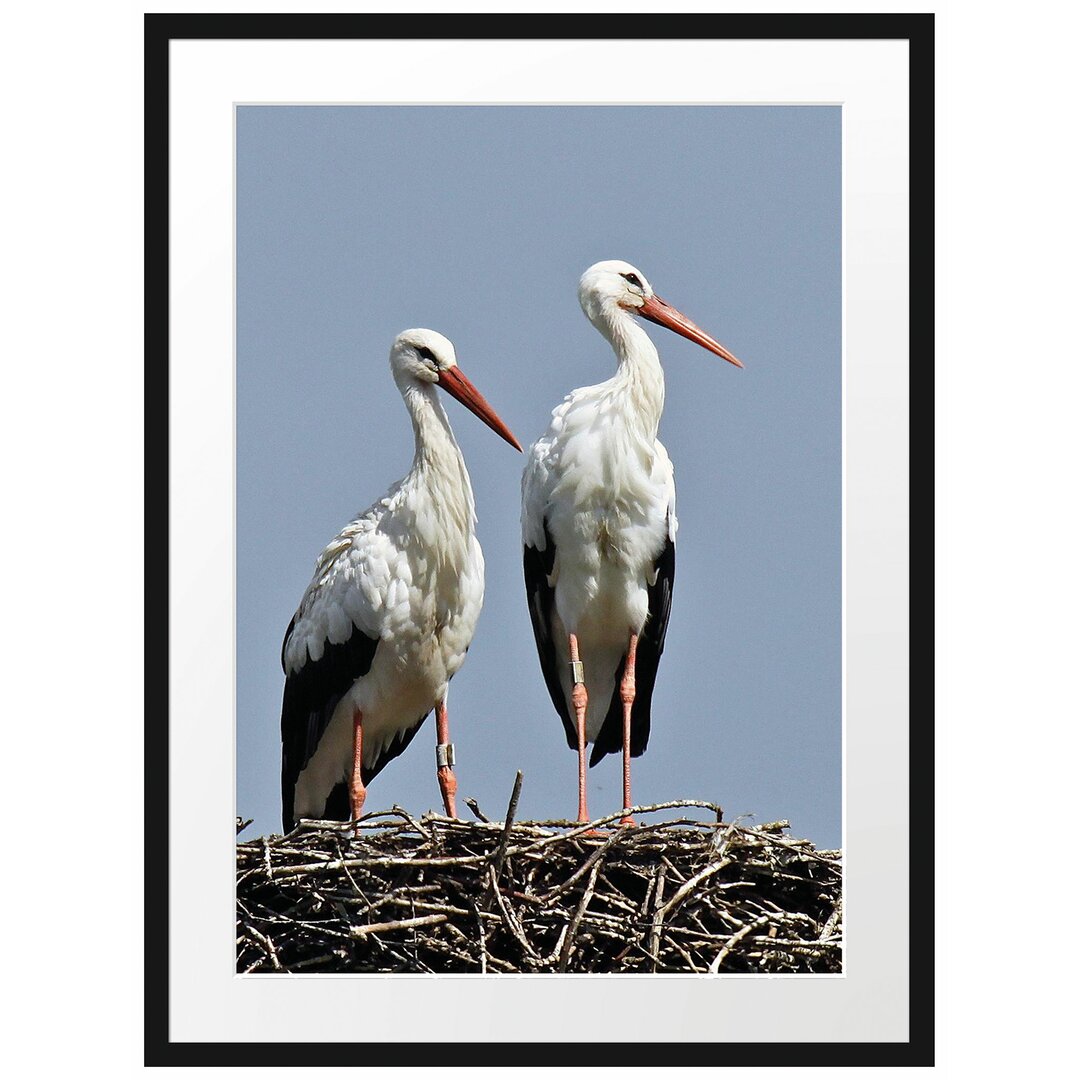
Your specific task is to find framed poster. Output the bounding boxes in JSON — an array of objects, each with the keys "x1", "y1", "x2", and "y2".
[{"x1": 147, "y1": 12, "x2": 932, "y2": 1066}]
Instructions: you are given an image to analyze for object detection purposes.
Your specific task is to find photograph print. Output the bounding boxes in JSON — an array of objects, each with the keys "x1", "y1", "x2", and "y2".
[{"x1": 234, "y1": 103, "x2": 842, "y2": 976}]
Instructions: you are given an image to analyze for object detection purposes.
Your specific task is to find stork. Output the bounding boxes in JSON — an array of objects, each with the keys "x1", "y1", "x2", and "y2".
[
  {"x1": 280, "y1": 329, "x2": 521, "y2": 832},
  {"x1": 521, "y1": 261, "x2": 743, "y2": 825}
]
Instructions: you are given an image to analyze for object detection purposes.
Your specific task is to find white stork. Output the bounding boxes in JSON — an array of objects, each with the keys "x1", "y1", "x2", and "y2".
[
  {"x1": 521, "y1": 260, "x2": 743, "y2": 825},
  {"x1": 280, "y1": 329, "x2": 521, "y2": 832}
]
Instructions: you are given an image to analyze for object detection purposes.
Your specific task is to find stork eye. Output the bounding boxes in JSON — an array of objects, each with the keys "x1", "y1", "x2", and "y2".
[
  {"x1": 416, "y1": 346, "x2": 438, "y2": 366},
  {"x1": 621, "y1": 272, "x2": 643, "y2": 289}
]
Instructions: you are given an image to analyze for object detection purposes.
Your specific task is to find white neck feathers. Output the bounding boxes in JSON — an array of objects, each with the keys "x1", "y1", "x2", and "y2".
[
  {"x1": 592, "y1": 304, "x2": 666, "y2": 439},
  {"x1": 400, "y1": 381, "x2": 476, "y2": 540}
]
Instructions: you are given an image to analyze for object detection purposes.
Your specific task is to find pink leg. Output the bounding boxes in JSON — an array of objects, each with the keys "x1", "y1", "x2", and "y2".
[
  {"x1": 619, "y1": 633, "x2": 639, "y2": 826},
  {"x1": 435, "y1": 699, "x2": 458, "y2": 818},
  {"x1": 350, "y1": 708, "x2": 367, "y2": 831},
  {"x1": 568, "y1": 633, "x2": 591, "y2": 824}
]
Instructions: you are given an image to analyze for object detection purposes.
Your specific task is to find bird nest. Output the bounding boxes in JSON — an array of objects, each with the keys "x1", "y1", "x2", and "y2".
[{"x1": 236, "y1": 783, "x2": 842, "y2": 975}]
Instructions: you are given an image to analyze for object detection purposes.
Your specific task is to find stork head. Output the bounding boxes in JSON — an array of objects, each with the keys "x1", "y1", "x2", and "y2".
[
  {"x1": 578, "y1": 260, "x2": 744, "y2": 369},
  {"x1": 578, "y1": 260, "x2": 657, "y2": 323},
  {"x1": 391, "y1": 328, "x2": 459, "y2": 385},
  {"x1": 390, "y1": 329, "x2": 521, "y2": 450}
]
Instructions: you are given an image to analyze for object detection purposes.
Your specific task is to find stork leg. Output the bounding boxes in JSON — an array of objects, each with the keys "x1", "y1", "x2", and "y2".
[
  {"x1": 568, "y1": 633, "x2": 591, "y2": 824},
  {"x1": 435, "y1": 699, "x2": 458, "y2": 818},
  {"x1": 349, "y1": 708, "x2": 367, "y2": 831},
  {"x1": 619, "y1": 633, "x2": 639, "y2": 826}
]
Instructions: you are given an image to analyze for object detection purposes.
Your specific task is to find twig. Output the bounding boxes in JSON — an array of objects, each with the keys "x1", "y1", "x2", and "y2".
[
  {"x1": 491, "y1": 771, "x2": 523, "y2": 880},
  {"x1": 487, "y1": 865, "x2": 541, "y2": 962},
  {"x1": 648, "y1": 864, "x2": 668, "y2": 970},
  {"x1": 558, "y1": 860, "x2": 601, "y2": 972},
  {"x1": 710, "y1": 914, "x2": 771, "y2": 971},
  {"x1": 655, "y1": 858, "x2": 733, "y2": 920},
  {"x1": 351, "y1": 913, "x2": 448, "y2": 938},
  {"x1": 245, "y1": 925, "x2": 282, "y2": 970}
]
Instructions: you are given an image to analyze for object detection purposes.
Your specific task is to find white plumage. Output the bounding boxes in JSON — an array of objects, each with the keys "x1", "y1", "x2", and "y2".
[
  {"x1": 521, "y1": 260, "x2": 743, "y2": 823},
  {"x1": 280, "y1": 328, "x2": 520, "y2": 830},
  {"x1": 522, "y1": 339, "x2": 677, "y2": 743}
]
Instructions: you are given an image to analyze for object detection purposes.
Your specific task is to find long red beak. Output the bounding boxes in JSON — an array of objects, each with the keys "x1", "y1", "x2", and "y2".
[
  {"x1": 637, "y1": 294, "x2": 744, "y2": 369},
  {"x1": 437, "y1": 366, "x2": 522, "y2": 451}
]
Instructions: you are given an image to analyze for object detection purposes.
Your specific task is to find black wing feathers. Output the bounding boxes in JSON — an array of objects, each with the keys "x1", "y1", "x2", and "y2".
[
  {"x1": 319, "y1": 782, "x2": 351, "y2": 824},
  {"x1": 280, "y1": 618, "x2": 379, "y2": 831},
  {"x1": 590, "y1": 533, "x2": 676, "y2": 766},
  {"x1": 523, "y1": 521, "x2": 577, "y2": 751}
]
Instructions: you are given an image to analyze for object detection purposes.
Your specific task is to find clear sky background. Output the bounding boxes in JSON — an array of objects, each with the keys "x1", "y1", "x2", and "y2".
[{"x1": 237, "y1": 105, "x2": 841, "y2": 847}]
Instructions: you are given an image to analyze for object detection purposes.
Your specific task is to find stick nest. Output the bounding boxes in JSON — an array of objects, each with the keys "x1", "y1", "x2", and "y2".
[{"x1": 237, "y1": 787, "x2": 842, "y2": 975}]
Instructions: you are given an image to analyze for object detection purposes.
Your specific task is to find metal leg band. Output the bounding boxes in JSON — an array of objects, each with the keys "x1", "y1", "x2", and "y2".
[
  {"x1": 436, "y1": 743, "x2": 456, "y2": 769},
  {"x1": 570, "y1": 660, "x2": 585, "y2": 685}
]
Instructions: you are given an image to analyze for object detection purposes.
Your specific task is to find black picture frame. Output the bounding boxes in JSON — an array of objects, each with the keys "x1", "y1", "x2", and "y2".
[{"x1": 145, "y1": 12, "x2": 934, "y2": 1067}]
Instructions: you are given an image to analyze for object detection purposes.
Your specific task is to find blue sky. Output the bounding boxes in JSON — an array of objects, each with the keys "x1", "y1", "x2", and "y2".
[{"x1": 237, "y1": 105, "x2": 841, "y2": 846}]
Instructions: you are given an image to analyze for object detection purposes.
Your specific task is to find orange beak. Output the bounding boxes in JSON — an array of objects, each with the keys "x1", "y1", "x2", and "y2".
[
  {"x1": 637, "y1": 294, "x2": 744, "y2": 369},
  {"x1": 437, "y1": 366, "x2": 522, "y2": 451}
]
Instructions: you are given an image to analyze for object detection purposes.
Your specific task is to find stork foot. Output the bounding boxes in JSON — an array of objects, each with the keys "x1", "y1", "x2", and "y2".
[
  {"x1": 348, "y1": 784, "x2": 367, "y2": 835},
  {"x1": 437, "y1": 764, "x2": 458, "y2": 818}
]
